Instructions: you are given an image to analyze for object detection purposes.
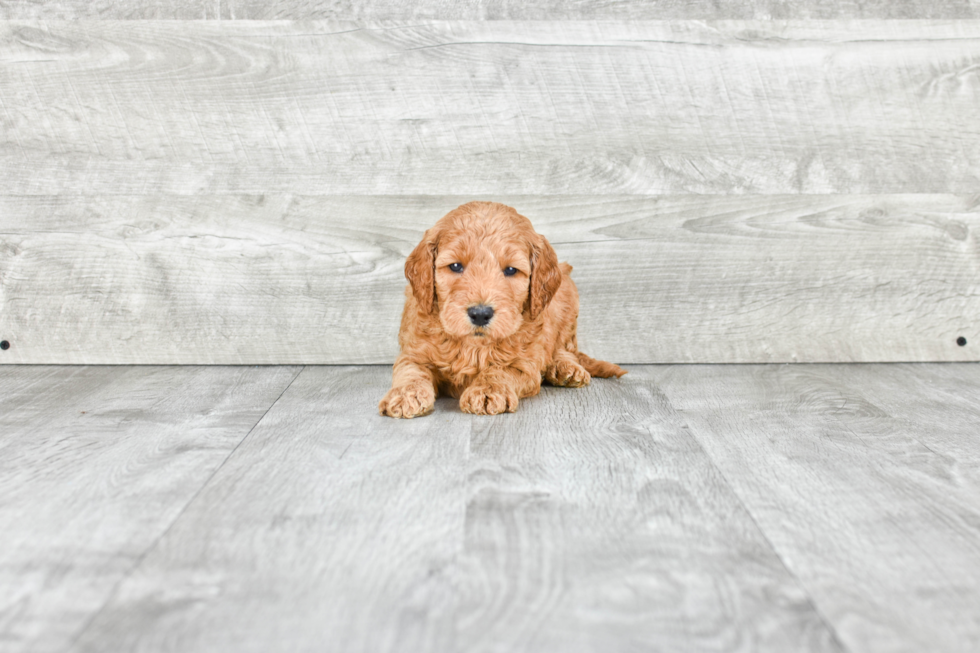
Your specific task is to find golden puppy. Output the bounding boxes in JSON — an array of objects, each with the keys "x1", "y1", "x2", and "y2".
[{"x1": 379, "y1": 201, "x2": 626, "y2": 418}]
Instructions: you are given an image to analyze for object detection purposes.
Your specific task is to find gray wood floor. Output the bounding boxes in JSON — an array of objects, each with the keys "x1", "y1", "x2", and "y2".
[{"x1": 2, "y1": 364, "x2": 979, "y2": 653}]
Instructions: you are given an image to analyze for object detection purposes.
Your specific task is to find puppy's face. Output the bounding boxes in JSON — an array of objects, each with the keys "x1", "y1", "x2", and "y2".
[
  {"x1": 405, "y1": 202, "x2": 562, "y2": 342},
  {"x1": 433, "y1": 229, "x2": 530, "y2": 340}
]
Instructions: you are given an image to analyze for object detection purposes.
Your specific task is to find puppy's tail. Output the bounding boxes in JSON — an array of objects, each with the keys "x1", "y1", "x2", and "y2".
[{"x1": 577, "y1": 352, "x2": 627, "y2": 378}]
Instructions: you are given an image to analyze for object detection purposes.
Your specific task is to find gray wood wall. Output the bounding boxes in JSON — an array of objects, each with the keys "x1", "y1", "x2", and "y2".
[
  {"x1": 3, "y1": 1, "x2": 980, "y2": 19},
  {"x1": 1, "y1": 7, "x2": 977, "y2": 363}
]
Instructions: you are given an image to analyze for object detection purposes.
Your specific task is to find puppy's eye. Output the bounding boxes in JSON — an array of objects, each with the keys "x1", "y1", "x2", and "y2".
[
  {"x1": 503, "y1": 267, "x2": 518, "y2": 277},
  {"x1": 449, "y1": 262, "x2": 464, "y2": 273}
]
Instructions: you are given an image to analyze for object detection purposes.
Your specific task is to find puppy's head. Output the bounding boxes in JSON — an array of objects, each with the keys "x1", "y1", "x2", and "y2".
[{"x1": 405, "y1": 202, "x2": 562, "y2": 341}]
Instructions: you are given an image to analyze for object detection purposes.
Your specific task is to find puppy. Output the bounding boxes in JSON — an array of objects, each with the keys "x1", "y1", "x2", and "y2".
[{"x1": 379, "y1": 201, "x2": 625, "y2": 418}]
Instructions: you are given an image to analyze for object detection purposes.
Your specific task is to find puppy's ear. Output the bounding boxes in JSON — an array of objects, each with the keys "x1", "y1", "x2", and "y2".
[
  {"x1": 526, "y1": 235, "x2": 562, "y2": 320},
  {"x1": 405, "y1": 229, "x2": 438, "y2": 314}
]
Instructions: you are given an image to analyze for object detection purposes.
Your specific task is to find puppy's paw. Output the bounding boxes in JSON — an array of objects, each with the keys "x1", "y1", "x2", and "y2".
[
  {"x1": 545, "y1": 359, "x2": 591, "y2": 388},
  {"x1": 459, "y1": 382, "x2": 519, "y2": 415},
  {"x1": 379, "y1": 383, "x2": 435, "y2": 419}
]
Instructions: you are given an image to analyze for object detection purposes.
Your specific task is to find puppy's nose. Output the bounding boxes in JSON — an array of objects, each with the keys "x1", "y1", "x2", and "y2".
[{"x1": 467, "y1": 304, "x2": 494, "y2": 327}]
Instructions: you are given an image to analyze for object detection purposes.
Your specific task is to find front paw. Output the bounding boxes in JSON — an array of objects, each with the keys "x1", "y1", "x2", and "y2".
[
  {"x1": 459, "y1": 383, "x2": 519, "y2": 415},
  {"x1": 379, "y1": 384, "x2": 435, "y2": 419}
]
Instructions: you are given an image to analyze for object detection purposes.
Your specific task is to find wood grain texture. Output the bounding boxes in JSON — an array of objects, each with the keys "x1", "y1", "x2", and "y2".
[
  {"x1": 825, "y1": 364, "x2": 980, "y2": 465},
  {"x1": 2, "y1": 20, "x2": 980, "y2": 194},
  {"x1": 3, "y1": 1, "x2": 979, "y2": 20},
  {"x1": 69, "y1": 366, "x2": 844, "y2": 653},
  {"x1": 455, "y1": 369, "x2": 841, "y2": 652},
  {"x1": 0, "y1": 364, "x2": 300, "y2": 653},
  {"x1": 1, "y1": 194, "x2": 976, "y2": 365},
  {"x1": 655, "y1": 363, "x2": 980, "y2": 653},
  {"x1": 69, "y1": 366, "x2": 471, "y2": 653}
]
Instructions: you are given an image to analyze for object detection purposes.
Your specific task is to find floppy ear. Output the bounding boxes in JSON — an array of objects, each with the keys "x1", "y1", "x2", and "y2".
[
  {"x1": 526, "y1": 235, "x2": 562, "y2": 320},
  {"x1": 405, "y1": 229, "x2": 438, "y2": 314}
]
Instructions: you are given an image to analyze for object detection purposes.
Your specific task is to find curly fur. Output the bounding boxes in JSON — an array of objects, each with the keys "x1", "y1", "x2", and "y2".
[{"x1": 379, "y1": 201, "x2": 626, "y2": 418}]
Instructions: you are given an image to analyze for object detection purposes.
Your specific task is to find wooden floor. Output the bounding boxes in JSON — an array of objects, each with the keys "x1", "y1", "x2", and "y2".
[{"x1": 2, "y1": 363, "x2": 979, "y2": 653}]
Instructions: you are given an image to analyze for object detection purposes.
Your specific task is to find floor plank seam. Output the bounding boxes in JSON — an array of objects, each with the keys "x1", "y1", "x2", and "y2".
[
  {"x1": 662, "y1": 402, "x2": 853, "y2": 652},
  {"x1": 61, "y1": 365, "x2": 307, "y2": 653}
]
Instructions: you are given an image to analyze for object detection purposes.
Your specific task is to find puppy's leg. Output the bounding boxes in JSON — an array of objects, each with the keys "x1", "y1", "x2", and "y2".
[
  {"x1": 545, "y1": 349, "x2": 591, "y2": 387},
  {"x1": 379, "y1": 359, "x2": 437, "y2": 418},
  {"x1": 459, "y1": 366, "x2": 539, "y2": 415}
]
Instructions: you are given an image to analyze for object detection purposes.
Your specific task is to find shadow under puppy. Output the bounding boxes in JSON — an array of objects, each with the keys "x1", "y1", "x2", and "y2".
[{"x1": 380, "y1": 201, "x2": 626, "y2": 418}]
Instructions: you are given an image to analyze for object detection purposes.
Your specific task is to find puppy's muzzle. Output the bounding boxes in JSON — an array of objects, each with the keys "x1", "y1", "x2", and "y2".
[{"x1": 467, "y1": 304, "x2": 494, "y2": 327}]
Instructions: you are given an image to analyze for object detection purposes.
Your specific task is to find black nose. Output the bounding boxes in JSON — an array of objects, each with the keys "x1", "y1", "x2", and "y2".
[{"x1": 467, "y1": 304, "x2": 494, "y2": 327}]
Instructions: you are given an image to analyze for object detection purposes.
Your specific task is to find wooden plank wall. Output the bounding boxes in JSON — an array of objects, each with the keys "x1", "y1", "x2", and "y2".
[
  {"x1": 0, "y1": 8, "x2": 978, "y2": 363},
  {"x1": 3, "y1": 1, "x2": 980, "y2": 19}
]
